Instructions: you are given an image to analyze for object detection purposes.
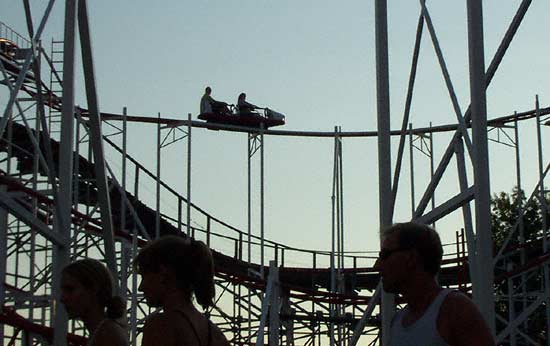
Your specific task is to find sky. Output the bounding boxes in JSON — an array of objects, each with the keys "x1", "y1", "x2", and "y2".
[{"x1": 1, "y1": 1, "x2": 549, "y2": 269}]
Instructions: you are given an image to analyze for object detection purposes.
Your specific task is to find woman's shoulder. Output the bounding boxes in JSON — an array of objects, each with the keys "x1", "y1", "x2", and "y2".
[
  {"x1": 209, "y1": 320, "x2": 231, "y2": 346},
  {"x1": 144, "y1": 311, "x2": 174, "y2": 329},
  {"x1": 93, "y1": 319, "x2": 128, "y2": 346},
  {"x1": 142, "y1": 312, "x2": 178, "y2": 345}
]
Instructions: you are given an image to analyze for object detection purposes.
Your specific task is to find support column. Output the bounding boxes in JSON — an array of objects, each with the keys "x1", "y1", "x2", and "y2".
[
  {"x1": 409, "y1": 123, "x2": 415, "y2": 216},
  {"x1": 52, "y1": 1, "x2": 77, "y2": 345},
  {"x1": 156, "y1": 113, "x2": 161, "y2": 239},
  {"x1": 78, "y1": 0, "x2": 117, "y2": 279},
  {"x1": 535, "y1": 96, "x2": 550, "y2": 346},
  {"x1": 187, "y1": 113, "x2": 192, "y2": 237},
  {"x1": 330, "y1": 127, "x2": 338, "y2": 346},
  {"x1": 268, "y1": 261, "x2": 280, "y2": 346},
  {"x1": 466, "y1": 0, "x2": 495, "y2": 334},
  {"x1": 0, "y1": 110, "x2": 10, "y2": 342},
  {"x1": 454, "y1": 138, "x2": 477, "y2": 289},
  {"x1": 260, "y1": 127, "x2": 265, "y2": 276},
  {"x1": 375, "y1": 1, "x2": 394, "y2": 344}
]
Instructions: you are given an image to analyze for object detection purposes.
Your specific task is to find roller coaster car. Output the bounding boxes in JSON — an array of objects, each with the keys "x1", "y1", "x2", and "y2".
[
  {"x1": 0, "y1": 38, "x2": 18, "y2": 59},
  {"x1": 198, "y1": 107, "x2": 286, "y2": 129}
]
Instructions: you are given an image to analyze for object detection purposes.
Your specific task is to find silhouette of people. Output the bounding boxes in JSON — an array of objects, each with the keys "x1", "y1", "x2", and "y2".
[
  {"x1": 134, "y1": 236, "x2": 230, "y2": 346},
  {"x1": 200, "y1": 86, "x2": 229, "y2": 115},
  {"x1": 237, "y1": 92, "x2": 260, "y2": 116},
  {"x1": 61, "y1": 259, "x2": 128, "y2": 346},
  {"x1": 374, "y1": 222, "x2": 494, "y2": 346}
]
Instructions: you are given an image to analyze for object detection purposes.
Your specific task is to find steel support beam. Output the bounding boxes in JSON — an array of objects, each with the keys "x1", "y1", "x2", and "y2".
[
  {"x1": 0, "y1": 0, "x2": 56, "y2": 139},
  {"x1": 187, "y1": 113, "x2": 192, "y2": 236},
  {"x1": 374, "y1": 1, "x2": 393, "y2": 344},
  {"x1": 52, "y1": 1, "x2": 77, "y2": 345},
  {"x1": 0, "y1": 191, "x2": 64, "y2": 246},
  {"x1": 466, "y1": 0, "x2": 495, "y2": 334},
  {"x1": 413, "y1": 0, "x2": 532, "y2": 221},
  {"x1": 77, "y1": 0, "x2": 117, "y2": 280},
  {"x1": 414, "y1": 187, "x2": 475, "y2": 225},
  {"x1": 391, "y1": 15, "x2": 423, "y2": 215},
  {"x1": 454, "y1": 139, "x2": 478, "y2": 290}
]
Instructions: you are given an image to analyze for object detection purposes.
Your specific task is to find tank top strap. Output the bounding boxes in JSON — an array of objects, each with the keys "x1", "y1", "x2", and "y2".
[{"x1": 428, "y1": 288, "x2": 454, "y2": 316}]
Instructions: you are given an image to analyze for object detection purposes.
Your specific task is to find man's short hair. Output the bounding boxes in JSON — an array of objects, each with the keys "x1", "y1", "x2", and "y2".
[{"x1": 382, "y1": 222, "x2": 443, "y2": 275}]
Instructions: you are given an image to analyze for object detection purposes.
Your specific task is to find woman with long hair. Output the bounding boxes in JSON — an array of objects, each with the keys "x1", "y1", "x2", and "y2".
[
  {"x1": 134, "y1": 235, "x2": 230, "y2": 346},
  {"x1": 61, "y1": 258, "x2": 128, "y2": 346}
]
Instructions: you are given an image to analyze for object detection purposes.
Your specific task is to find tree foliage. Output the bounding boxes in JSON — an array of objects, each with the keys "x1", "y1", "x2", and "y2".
[
  {"x1": 491, "y1": 187, "x2": 547, "y2": 250},
  {"x1": 491, "y1": 186, "x2": 550, "y2": 344}
]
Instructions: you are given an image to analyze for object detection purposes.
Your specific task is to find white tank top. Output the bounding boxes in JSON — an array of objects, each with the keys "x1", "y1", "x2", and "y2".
[{"x1": 388, "y1": 289, "x2": 452, "y2": 346}]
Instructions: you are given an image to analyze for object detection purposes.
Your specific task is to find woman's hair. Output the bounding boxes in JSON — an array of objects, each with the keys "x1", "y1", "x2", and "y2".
[
  {"x1": 62, "y1": 258, "x2": 126, "y2": 319},
  {"x1": 134, "y1": 236, "x2": 215, "y2": 310},
  {"x1": 238, "y1": 93, "x2": 246, "y2": 101}
]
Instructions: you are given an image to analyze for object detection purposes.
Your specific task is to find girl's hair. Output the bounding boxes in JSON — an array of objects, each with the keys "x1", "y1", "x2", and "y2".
[
  {"x1": 62, "y1": 258, "x2": 126, "y2": 319},
  {"x1": 134, "y1": 236, "x2": 215, "y2": 310}
]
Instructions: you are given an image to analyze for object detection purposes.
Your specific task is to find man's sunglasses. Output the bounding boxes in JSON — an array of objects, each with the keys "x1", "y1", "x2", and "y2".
[{"x1": 378, "y1": 247, "x2": 410, "y2": 260}]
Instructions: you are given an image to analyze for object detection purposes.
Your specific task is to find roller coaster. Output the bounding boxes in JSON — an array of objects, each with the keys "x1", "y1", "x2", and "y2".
[{"x1": 1, "y1": 1, "x2": 550, "y2": 346}]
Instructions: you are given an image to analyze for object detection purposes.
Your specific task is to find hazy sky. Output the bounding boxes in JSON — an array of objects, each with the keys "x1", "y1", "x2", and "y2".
[{"x1": 2, "y1": 1, "x2": 549, "y2": 268}]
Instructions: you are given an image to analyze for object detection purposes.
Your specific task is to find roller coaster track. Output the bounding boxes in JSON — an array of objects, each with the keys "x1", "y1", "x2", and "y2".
[{"x1": 3, "y1": 49, "x2": 550, "y2": 138}]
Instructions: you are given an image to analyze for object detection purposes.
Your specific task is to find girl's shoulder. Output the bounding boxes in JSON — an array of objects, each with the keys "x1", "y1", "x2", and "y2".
[
  {"x1": 142, "y1": 312, "x2": 178, "y2": 346},
  {"x1": 209, "y1": 320, "x2": 231, "y2": 346},
  {"x1": 93, "y1": 319, "x2": 128, "y2": 346}
]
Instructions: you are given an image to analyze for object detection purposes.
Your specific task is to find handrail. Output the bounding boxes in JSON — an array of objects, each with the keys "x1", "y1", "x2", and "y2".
[{"x1": 0, "y1": 21, "x2": 31, "y2": 49}]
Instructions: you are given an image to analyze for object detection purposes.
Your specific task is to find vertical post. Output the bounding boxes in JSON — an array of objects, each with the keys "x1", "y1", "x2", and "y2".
[
  {"x1": 52, "y1": 1, "x2": 77, "y2": 345},
  {"x1": 121, "y1": 107, "x2": 128, "y2": 233},
  {"x1": 134, "y1": 166, "x2": 140, "y2": 199},
  {"x1": 248, "y1": 134, "x2": 252, "y2": 265},
  {"x1": 330, "y1": 127, "x2": 338, "y2": 346},
  {"x1": 535, "y1": 96, "x2": 550, "y2": 345},
  {"x1": 156, "y1": 112, "x2": 161, "y2": 239},
  {"x1": 206, "y1": 216, "x2": 211, "y2": 247},
  {"x1": 409, "y1": 123, "x2": 415, "y2": 216},
  {"x1": 260, "y1": 128, "x2": 265, "y2": 276},
  {"x1": 268, "y1": 261, "x2": 279, "y2": 346},
  {"x1": 120, "y1": 107, "x2": 128, "y2": 298},
  {"x1": 454, "y1": 139, "x2": 477, "y2": 291},
  {"x1": 466, "y1": 0, "x2": 495, "y2": 333},
  {"x1": 30, "y1": 90, "x2": 40, "y2": 328},
  {"x1": 178, "y1": 198, "x2": 183, "y2": 233},
  {"x1": 429, "y1": 123, "x2": 435, "y2": 227},
  {"x1": 336, "y1": 134, "x2": 342, "y2": 273},
  {"x1": 187, "y1": 113, "x2": 192, "y2": 237},
  {"x1": 0, "y1": 112, "x2": 9, "y2": 343},
  {"x1": 29, "y1": 33, "x2": 48, "y2": 334},
  {"x1": 339, "y1": 126, "x2": 345, "y2": 274},
  {"x1": 513, "y1": 114, "x2": 528, "y2": 329},
  {"x1": 375, "y1": 0, "x2": 394, "y2": 343},
  {"x1": 130, "y1": 227, "x2": 138, "y2": 346},
  {"x1": 247, "y1": 133, "x2": 252, "y2": 341},
  {"x1": 337, "y1": 126, "x2": 345, "y2": 344}
]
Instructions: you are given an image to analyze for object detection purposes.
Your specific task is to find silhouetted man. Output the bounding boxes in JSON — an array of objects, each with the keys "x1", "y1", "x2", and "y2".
[{"x1": 374, "y1": 222, "x2": 495, "y2": 346}]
